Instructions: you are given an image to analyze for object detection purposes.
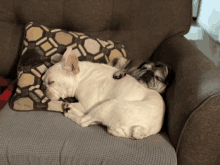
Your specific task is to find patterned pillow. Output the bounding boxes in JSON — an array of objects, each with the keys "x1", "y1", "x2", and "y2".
[{"x1": 9, "y1": 22, "x2": 127, "y2": 111}]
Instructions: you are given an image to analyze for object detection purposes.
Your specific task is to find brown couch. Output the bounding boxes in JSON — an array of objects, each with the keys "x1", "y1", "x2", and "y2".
[{"x1": 0, "y1": 0, "x2": 219, "y2": 164}]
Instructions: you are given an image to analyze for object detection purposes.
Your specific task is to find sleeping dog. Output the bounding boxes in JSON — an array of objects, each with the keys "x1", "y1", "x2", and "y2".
[{"x1": 42, "y1": 47, "x2": 173, "y2": 139}]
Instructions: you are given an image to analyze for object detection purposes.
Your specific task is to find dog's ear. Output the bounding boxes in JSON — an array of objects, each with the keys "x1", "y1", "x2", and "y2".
[
  {"x1": 61, "y1": 47, "x2": 72, "y2": 62},
  {"x1": 61, "y1": 47, "x2": 80, "y2": 74}
]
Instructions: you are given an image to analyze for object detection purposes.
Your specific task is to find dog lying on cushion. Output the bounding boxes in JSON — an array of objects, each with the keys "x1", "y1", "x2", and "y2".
[{"x1": 42, "y1": 47, "x2": 173, "y2": 139}]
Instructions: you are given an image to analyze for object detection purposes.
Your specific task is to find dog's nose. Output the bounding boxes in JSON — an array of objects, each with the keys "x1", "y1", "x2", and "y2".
[
  {"x1": 139, "y1": 70, "x2": 154, "y2": 83},
  {"x1": 146, "y1": 70, "x2": 154, "y2": 76}
]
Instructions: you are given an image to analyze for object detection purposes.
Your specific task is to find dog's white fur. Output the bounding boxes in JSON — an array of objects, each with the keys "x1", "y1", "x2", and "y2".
[{"x1": 42, "y1": 48, "x2": 165, "y2": 139}]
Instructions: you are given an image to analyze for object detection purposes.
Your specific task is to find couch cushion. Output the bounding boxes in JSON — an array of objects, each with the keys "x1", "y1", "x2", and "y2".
[
  {"x1": 0, "y1": 0, "x2": 191, "y2": 78},
  {"x1": 9, "y1": 22, "x2": 127, "y2": 111},
  {"x1": 0, "y1": 103, "x2": 177, "y2": 165},
  {"x1": 0, "y1": 22, "x2": 24, "y2": 78}
]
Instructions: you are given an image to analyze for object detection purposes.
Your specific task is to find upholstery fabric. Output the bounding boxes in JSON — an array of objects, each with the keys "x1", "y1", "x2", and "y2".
[
  {"x1": 9, "y1": 22, "x2": 126, "y2": 111},
  {"x1": 3, "y1": 0, "x2": 215, "y2": 164},
  {"x1": 0, "y1": 77, "x2": 15, "y2": 110},
  {"x1": 0, "y1": 22, "x2": 24, "y2": 78},
  {"x1": 0, "y1": 103, "x2": 177, "y2": 165},
  {"x1": 152, "y1": 35, "x2": 220, "y2": 165},
  {"x1": 0, "y1": 0, "x2": 191, "y2": 78},
  {"x1": 178, "y1": 93, "x2": 220, "y2": 165}
]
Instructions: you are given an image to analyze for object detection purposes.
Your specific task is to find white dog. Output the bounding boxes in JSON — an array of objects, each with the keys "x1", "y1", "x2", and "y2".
[{"x1": 42, "y1": 47, "x2": 171, "y2": 139}]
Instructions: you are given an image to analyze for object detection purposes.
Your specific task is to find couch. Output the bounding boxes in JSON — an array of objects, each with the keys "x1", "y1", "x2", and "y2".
[{"x1": 0, "y1": 0, "x2": 219, "y2": 164}]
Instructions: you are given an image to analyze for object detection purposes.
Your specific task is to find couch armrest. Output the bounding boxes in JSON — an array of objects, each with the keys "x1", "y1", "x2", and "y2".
[{"x1": 152, "y1": 36, "x2": 220, "y2": 165}]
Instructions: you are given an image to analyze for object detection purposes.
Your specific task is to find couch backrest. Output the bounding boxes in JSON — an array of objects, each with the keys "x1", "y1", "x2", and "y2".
[{"x1": 0, "y1": 0, "x2": 191, "y2": 78}]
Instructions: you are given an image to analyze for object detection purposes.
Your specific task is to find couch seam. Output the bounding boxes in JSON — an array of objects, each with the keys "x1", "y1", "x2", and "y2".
[
  {"x1": 13, "y1": 0, "x2": 16, "y2": 23},
  {"x1": 80, "y1": 25, "x2": 188, "y2": 34},
  {"x1": 0, "y1": 21, "x2": 187, "y2": 33},
  {"x1": 176, "y1": 92, "x2": 220, "y2": 153},
  {"x1": 62, "y1": 0, "x2": 65, "y2": 27},
  {"x1": 0, "y1": 20, "x2": 25, "y2": 24},
  {"x1": 108, "y1": 0, "x2": 114, "y2": 30},
  {"x1": 187, "y1": 0, "x2": 193, "y2": 34}
]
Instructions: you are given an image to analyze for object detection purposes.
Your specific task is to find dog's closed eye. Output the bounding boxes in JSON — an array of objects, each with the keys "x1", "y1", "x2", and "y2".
[
  {"x1": 155, "y1": 64, "x2": 164, "y2": 68},
  {"x1": 155, "y1": 76, "x2": 163, "y2": 82},
  {"x1": 48, "y1": 81, "x2": 55, "y2": 85}
]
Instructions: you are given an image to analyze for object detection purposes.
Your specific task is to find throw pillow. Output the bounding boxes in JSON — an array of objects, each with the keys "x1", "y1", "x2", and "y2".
[{"x1": 9, "y1": 22, "x2": 127, "y2": 111}]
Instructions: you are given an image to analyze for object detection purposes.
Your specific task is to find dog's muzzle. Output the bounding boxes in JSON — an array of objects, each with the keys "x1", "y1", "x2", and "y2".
[{"x1": 138, "y1": 70, "x2": 154, "y2": 83}]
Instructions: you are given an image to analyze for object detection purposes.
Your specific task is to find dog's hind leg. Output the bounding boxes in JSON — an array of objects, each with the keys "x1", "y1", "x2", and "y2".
[
  {"x1": 107, "y1": 127, "x2": 128, "y2": 138},
  {"x1": 78, "y1": 99, "x2": 118, "y2": 127},
  {"x1": 79, "y1": 115, "x2": 100, "y2": 127},
  {"x1": 107, "y1": 126, "x2": 149, "y2": 139},
  {"x1": 131, "y1": 126, "x2": 150, "y2": 139}
]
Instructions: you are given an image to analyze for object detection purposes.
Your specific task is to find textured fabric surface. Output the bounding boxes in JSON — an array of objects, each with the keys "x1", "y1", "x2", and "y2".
[
  {"x1": 0, "y1": 22, "x2": 24, "y2": 78},
  {"x1": 0, "y1": 77, "x2": 15, "y2": 110},
  {"x1": 0, "y1": 103, "x2": 177, "y2": 165},
  {"x1": 0, "y1": 0, "x2": 194, "y2": 164},
  {"x1": 9, "y1": 22, "x2": 126, "y2": 111},
  {"x1": 177, "y1": 93, "x2": 220, "y2": 165},
  {"x1": 0, "y1": 0, "x2": 191, "y2": 77},
  {"x1": 152, "y1": 35, "x2": 220, "y2": 148},
  {"x1": 152, "y1": 36, "x2": 220, "y2": 164}
]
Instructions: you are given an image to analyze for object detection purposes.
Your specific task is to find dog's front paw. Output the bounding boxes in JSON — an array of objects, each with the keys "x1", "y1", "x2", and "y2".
[
  {"x1": 63, "y1": 103, "x2": 84, "y2": 125},
  {"x1": 113, "y1": 70, "x2": 127, "y2": 79},
  {"x1": 64, "y1": 110, "x2": 82, "y2": 125},
  {"x1": 62, "y1": 102, "x2": 70, "y2": 112},
  {"x1": 63, "y1": 102, "x2": 84, "y2": 116}
]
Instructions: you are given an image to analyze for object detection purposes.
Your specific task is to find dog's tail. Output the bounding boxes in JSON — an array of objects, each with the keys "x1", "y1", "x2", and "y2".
[{"x1": 131, "y1": 126, "x2": 150, "y2": 139}]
